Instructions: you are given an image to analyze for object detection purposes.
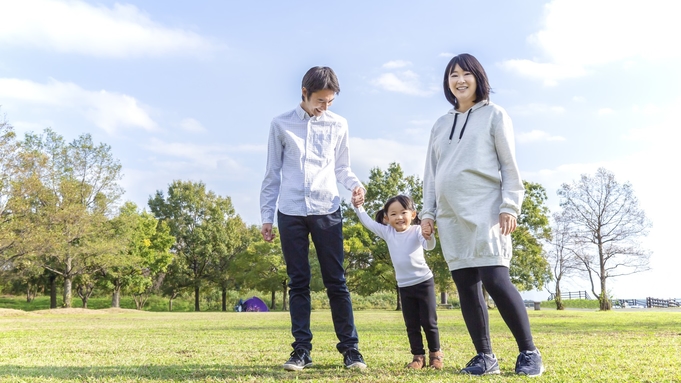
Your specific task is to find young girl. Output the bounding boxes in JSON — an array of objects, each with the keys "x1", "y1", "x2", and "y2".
[{"x1": 352, "y1": 195, "x2": 443, "y2": 369}]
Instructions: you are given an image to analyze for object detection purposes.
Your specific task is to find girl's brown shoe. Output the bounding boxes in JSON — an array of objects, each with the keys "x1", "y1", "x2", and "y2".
[
  {"x1": 429, "y1": 350, "x2": 444, "y2": 370},
  {"x1": 406, "y1": 354, "x2": 426, "y2": 369}
]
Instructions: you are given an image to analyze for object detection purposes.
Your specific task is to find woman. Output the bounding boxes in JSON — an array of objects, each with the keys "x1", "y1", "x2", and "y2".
[{"x1": 420, "y1": 53, "x2": 544, "y2": 377}]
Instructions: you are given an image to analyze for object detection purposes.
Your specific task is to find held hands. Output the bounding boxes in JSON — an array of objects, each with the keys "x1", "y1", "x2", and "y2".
[
  {"x1": 421, "y1": 218, "x2": 434, "y2": 240},
  {"x1": 499, "y1": 213, "x2": 517, "y2": 236},
  {"x1": 351, "y1": 186, "x2": 365, "y2": 208},
  {"x1": 261, "y1": 223, "x2": 275, "y2": 243}
]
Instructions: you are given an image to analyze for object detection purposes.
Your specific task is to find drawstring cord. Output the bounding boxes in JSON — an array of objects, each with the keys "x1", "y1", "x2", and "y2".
[{"x1": 448, "y1": 108, "x2": 472, "y2": 144}]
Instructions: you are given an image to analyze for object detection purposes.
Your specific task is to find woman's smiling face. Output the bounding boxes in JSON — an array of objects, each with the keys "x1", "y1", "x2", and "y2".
[{"x1": 448, "y1": 64, "x2": 477, "y2": 110}]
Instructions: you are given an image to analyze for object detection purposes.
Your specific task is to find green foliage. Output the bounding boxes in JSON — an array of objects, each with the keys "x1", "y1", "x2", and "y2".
[
  {"x1": 148, "y1": 180, "x2": 242, "y2": 311},
  {"x1": 11, "y1": 129, "x2": 125, "y2": 308},
  {"x1": 510, "y1": 181, "x2": 553, "y2": 291}
]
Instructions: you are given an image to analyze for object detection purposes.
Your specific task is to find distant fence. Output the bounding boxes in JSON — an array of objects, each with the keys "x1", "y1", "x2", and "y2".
[
  {"x1": 613, "y1": 298, "x2": 680, "y2": 308},
  {"x1": 548, "y1": 291, "x2": 591, "y2": 300}
]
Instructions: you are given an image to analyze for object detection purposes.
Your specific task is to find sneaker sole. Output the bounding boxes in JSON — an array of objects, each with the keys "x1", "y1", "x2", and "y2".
[
  {"x1": 283, "y1": 362, "x2": 312, "y2": 371},
  {"x1": 460, "y1": 368, "x2": 501, "y2": 375},
  {"x1": 517, "y1": 366, "x2": 545, "y2": 377},
  {"x1": 345, "y1": 362, "x2": 367, "y2": 369}
]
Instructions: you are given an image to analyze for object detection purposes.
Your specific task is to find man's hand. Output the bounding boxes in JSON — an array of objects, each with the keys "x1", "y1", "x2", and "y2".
[
  {"x1": 499, "y1": 213, "x2": 517, "y2": 236},
  {"x1": 351, "y1": 186, "x2": 365, "y2": 208},
  {"x1": 261, "y1": 223, "x2": 275, "y2": 242},
  {"x1": 421, "y1": 218, "x2": 434, "y2": 240}
]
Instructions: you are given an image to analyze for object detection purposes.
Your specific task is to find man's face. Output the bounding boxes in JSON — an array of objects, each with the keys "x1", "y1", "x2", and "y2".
[{"x1": 301, "y1": 88, "x2": 335, "y2": 117}]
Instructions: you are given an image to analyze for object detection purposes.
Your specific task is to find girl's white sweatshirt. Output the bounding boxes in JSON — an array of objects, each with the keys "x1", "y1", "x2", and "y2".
[{"x1": 354, "y1": 206, "x2": 436, "y2": 287}]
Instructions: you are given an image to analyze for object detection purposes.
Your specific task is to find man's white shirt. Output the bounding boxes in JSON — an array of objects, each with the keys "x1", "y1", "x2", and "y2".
[{"x1": 260, "y1": 104, "x2": 363, "y2": 224}]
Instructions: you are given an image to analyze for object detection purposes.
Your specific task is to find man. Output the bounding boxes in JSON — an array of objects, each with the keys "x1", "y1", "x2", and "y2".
[{"x1": 260, "y1": 66, "x2": 367, "y2": 371}]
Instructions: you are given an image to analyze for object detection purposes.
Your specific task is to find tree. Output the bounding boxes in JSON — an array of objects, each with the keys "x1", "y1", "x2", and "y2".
[
  {"x1": 546, "y1": 211, "x2": 582, "y2": 310},
  {"x1": 20, "y1": 129, "x2": 124, "y2": 307},
  {"x1": 148, "y1": 180, "x2": 240, "y2": 311},
  {"x1": 509, "y1": 181, "x2": 553, "y2": 291},
  {"x1": 102, "y1": 202, "x2": 174, "y2": 309},
  {"x1": 558, "y1": 168, "x2": 652, "y2": 310},
  {"x1": 206, "y1": 216, "x2": 252, "y2": 312}
]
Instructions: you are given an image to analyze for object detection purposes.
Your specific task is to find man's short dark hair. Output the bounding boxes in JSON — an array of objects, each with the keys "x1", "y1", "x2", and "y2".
[
  {"x1": 442, "y1": 53, "x2": 491, "y2": 109},
  {"x1": 301, "y1": 66, "x2": 340, "y2": 101}
]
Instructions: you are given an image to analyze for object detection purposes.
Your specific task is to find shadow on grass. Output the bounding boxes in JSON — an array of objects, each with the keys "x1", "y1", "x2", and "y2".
[{"x1": 0, "y1": 363, "x2": 383, "y2": 381}]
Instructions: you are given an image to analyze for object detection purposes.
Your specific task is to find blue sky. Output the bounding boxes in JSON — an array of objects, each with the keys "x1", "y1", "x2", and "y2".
[{"x1": 1, "y1": 0, "x2": 679, "y2": 300}]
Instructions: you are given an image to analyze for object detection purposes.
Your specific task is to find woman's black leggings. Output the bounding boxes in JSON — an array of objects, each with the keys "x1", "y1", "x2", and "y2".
[{"x1": 451, "y1": 266, "x2": 535, "y2": 354}]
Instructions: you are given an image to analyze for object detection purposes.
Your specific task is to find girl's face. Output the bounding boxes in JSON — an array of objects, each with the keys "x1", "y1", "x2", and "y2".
[
  {"x1": 384, "y1": 200, "x2": 416, "y2": 232},
  {"x1": 448, "y1": 64, "x2": 477, "y2": 109}
]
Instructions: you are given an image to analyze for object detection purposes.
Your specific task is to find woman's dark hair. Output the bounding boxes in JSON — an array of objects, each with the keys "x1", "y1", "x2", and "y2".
[
  {"x1": 442, "y1": 53, "x2": 491, "y2": 109},
  {"x1": 374, "y1": 195, "x2": 421, "y2": 225},
  {"x1": 301, "y1": 66, "x2": 341, "y2": 101}
]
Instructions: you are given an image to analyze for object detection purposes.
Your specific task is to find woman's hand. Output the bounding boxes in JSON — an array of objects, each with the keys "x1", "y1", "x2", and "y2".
[
  {"x1": 421, "y1": 218, "x2": 434, "y2": 240},
  {"x1": 499, "y1": 213, "x2": 517, "y2": 236}
]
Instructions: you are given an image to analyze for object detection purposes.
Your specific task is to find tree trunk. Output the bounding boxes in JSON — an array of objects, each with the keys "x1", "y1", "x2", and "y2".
[
  {"x1": 271, "y1": 290, "x2": 276, "y2": 310},
  {"x1": 440, "y1": 291, "x2": 448, "y2": 305},
  {"x1": 194, "y1": 285, "x2": 200, "y2": 311},
  {"x1": 82, "y1": 296, "x2": 88, "y2": 309},
  {"x1": 63, "y1": 276, "x2": 72, "y2": 308},
  {"x1": 555, "y1": 280, "x2": 565, "y2": 310},
  {"x1": 49, "y1": 274, "x2": 57, "y2": 309},
  {"x1": 395, "y1": 285, "x2": 401, "y2": 311},
  {"x1": 111, "y1": 281, "x2": 121, "y2": 308},
  {"x1": 221, "y1": 287, "x2": 227, "y2": 312},
  {"x1": 26, "y1": 284, "x2": 33, "y2": 302}
]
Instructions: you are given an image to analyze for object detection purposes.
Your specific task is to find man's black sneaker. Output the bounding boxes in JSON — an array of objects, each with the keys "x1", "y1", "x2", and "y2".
[
  {"x1": 283, "y1": 348, "x2": 312, "y2": 371},
  {"x1": 515, "y1": 349, "x2": 545, "y2": 377},
  {"x1": 460, "y1": 353, "x2": 500, "y2": 375},
  {"x1": 343, "y1": 348, "x2": 367, "y2": 369}
]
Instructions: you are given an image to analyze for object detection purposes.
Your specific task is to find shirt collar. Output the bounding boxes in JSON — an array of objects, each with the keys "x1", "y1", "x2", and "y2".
[{"x1": 295, "y1": 104, "x2": 311, "y2": 121}]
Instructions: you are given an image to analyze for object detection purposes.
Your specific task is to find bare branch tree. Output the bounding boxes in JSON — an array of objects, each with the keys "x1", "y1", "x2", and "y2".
[
  {"x1": 558, "y1": 168, "x2": 651, "y2": 310},
  {"x1": 546, "y1": 210, "x2": 583, "y2": 310}
]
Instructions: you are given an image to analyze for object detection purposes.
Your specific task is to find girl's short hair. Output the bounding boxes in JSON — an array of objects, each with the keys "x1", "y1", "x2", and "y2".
[
  {"x1": 442, "y1": 53, "x2": 491, "y2": 109},
  {"x1": 374, "y1": 195, "x2": 421, "y2": 225}
]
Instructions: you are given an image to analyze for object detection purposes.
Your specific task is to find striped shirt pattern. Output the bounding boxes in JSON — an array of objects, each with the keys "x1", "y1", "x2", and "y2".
[{"x1": 260, "y1": 104, "x2": 363, "y2": 224}]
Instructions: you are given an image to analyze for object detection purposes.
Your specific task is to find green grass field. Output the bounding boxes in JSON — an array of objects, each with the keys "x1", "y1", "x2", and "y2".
[{"x1": 1, "y1": 307, "x2": 680, "y2": 382}]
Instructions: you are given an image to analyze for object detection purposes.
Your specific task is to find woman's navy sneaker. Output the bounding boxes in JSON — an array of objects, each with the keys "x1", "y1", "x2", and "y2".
[
  {"x1": 515, "y1": 349, "x2": 545, "y2": 377},
  {"x1": 460, "y1": 353, "x2": 500, "y2": 375}
]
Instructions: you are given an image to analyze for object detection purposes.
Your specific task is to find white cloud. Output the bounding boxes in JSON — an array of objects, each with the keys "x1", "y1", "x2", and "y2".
[
  {"x1": 371, "y1": 70, "x2": 436, "y2": 97},
  {"x1": 597, "y1": 108, "x2": 614, "y2": 116},
  {"x1": 499, "y1": 59, "x2": 588, "y2": 86},
  {"x1": 632, "y1": 104, "x2": 662, "y2": 115},
  {"x1": 516, "y1": 130, "x2": 566, "y2": 144},
  {"x1": 0, "y1": 78, "x2": 157, "y2": 133},
  {"x1": 439, "y1": 52, "x2": 455, "y2": 58},
  {"x1": 572, "y1": 96, "x2": 586, "y2": 103},
  {"x1": 143, "y1": 138, "x2": 264, "y2": 169},
  {"x1": 382, "y1": 60, "x2": 412, "y2": 69},
  {"x1": 179, "y1": 118, "x2": 207, "y2": 133},
  {"x1": 0, "y1": 0, "x2": 218, "y2": 58},
  {"x1": 507, "y1": 103, "x2": 566, "y2": 116},
  {"x1": 500, "y1": 0, "x2": 681, "y2": 84}
]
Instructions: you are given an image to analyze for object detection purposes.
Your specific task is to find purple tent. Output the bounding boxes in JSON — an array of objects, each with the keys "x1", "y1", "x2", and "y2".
[{"x1": 241, "y1": 296, "x2": 269, "y2": 312}]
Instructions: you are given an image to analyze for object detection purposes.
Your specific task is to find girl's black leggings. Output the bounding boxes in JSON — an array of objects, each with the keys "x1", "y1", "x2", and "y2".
[{"x1": 451, "y1": 266, "x2": 535, "y2": 354}]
